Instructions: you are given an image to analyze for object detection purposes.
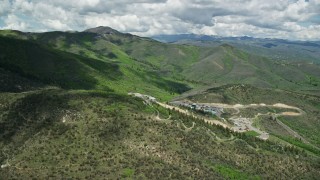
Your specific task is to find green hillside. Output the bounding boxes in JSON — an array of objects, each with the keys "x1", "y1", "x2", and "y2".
[
  {"x1": 0, "y1": 27, "x2": 320, "y2": 179},
  {"x1": 182, "y1": 45, "x2": 320, "y2": 92},
  {"x1": 0, "y1": 35, "x2": 191, "y2": 101},
  {"x1": 1, "y1": 89, "x2": 320, "y2": 179},
  {"x1": 1, "y1": 28, "x2": 319, "y2": 95}
]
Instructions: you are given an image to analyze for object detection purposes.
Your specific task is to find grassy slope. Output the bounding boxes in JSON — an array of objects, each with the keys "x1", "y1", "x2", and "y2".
[
  {"x1": 1, "y1": 28, "x2": 320, "y2": 178},
  {"x1": 0, "y1": 35, "x2": 191, "y2": 101},
  {"x1": 1, "y1": 29, "x2": 319, "y2": 96},
  {"x1": 33, "y1": 31, "x2": 195, "y2": 99},
  {"x1": 182, "y1": 45, "x2": 320, "y2": 92},
  {"x1": 34, "y1": 31, "x2": 202, "y2": 84},
  {"x1": 1, "y1": 90, "x2": 319, "y2": 179},
  {"x1": 96, "y1": 32, "x2": 320, "y2": 93}
]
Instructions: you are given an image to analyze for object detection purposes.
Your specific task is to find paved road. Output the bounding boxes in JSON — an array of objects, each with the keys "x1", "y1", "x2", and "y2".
[{"x1": 275, "y1": 119, "x2": 309, "y2": 144}]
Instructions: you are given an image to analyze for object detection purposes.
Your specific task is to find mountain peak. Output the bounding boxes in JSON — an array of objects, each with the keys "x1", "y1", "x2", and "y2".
[{"x1": 84, "y1": 26, "x2": 121, "y2": 35}]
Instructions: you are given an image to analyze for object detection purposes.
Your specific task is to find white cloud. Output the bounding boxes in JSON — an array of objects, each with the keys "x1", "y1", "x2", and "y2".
[
  {"x1": 0, "y1": 0, "x2": 11, "y2": 16},
  {"x1": 50, "y1": 0, "x2": 101, "y2": 8},
  {"x1": 3, "y1": 14, "x2": 28, "y2": 31},
  {"x1": 84, "y1": 14, "x2": 145, "y2": 32},
  {"x1": 1, "y1": 0, "x2": 320, "y2": 40},
  {"x1": 12, "y1": 0, "x2": 34, "y2": 13},
  {"x1": 43, "y1": 19, "x2": 70, "y2": 30}
]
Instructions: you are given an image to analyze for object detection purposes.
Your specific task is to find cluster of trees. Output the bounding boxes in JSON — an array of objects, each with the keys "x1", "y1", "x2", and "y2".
[{"x1": 1, "y1": 90, "x2": 320, "y2": 179}]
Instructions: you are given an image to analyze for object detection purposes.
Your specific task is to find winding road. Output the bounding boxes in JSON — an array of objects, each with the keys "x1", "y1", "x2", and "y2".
[{"x1": 129, "y1": 93, "x2": 307, "y2": 141}]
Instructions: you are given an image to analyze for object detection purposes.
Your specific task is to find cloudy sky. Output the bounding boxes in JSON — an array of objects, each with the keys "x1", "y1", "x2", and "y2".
[{"x1": 0, "y1": 0, "x2": 320, "y2": 40}]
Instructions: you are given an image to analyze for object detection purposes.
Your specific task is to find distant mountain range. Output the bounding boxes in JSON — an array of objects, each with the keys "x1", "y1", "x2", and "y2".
[
  {"x1": 152, "y1": 33, "x2": 320, "y2": 45},
  {"x1": 152, "y1": 34, "x2": 320, "y2": 63},
  {"x1": 152, "y1": 34, "x2": 259, "y2": 42}
]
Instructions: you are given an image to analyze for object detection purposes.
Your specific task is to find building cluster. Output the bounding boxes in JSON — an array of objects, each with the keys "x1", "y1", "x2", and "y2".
[{"x1": 170, "y1": 101, "x2": 224, "y2": 117}]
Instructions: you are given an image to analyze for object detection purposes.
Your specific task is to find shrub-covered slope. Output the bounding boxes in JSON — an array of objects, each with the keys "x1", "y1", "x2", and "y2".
[
  {"x1": 1, "y1": 90, "x2": 319, "y2": 179},
  {"x1": 0, "y1": 27, "x2": 320, "y2": 179}
]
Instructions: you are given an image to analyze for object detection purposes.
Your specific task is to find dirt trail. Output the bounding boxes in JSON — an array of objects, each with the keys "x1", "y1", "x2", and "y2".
[
  {"x1": 275, "y1": 119, "x2": 309, "y2": 144},
  {"x1": 165, "y1": 101, "x2": 306, "y2": 141},
  {"x1": 280, "y1": 112, "x2": 301, "y2": 116},
  {"x1": 153, "y1": 110, "x2": 171, "y2": 122},
  {"x1": 213, "y1": 61, "x2": 224, "y2": 70},
  {"x1": 130, "y1": 93, "x2": 306, "y2": 141},
  {"x1": 180, "y1": 122, "x2": 196, "y2": 132},
  {"x1": 202, "y1": 102, "x2": 309, "y2": 141},
  {"x1": 203, "y1": 102, "x2": 304, "y2": 116},
  {"x1": 273, "y1": 103, "x2": 305, "y2": 115},
  {"x1": 157, "y1": 102, "x2": 229, "y2": 129},
  {"x1": 207, "y1": 130, "x2": 235, "y2": 142}
]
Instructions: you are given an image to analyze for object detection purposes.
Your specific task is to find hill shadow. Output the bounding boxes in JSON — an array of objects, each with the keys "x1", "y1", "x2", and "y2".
[
  {"x1": 130, "y1": 68, "x2": 191, "y2": 94},
  {"x1": 0, "y1": 37, "x2": 122, "y2": 90}
]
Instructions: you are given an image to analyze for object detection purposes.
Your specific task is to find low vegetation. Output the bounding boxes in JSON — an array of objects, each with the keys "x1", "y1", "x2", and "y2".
[
  {"x1": 1, "y1": 89, "x2": 320, "y2": 179},
  {"x1": 0, "y1": 27, "x2": 320, "y2": 178}
]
